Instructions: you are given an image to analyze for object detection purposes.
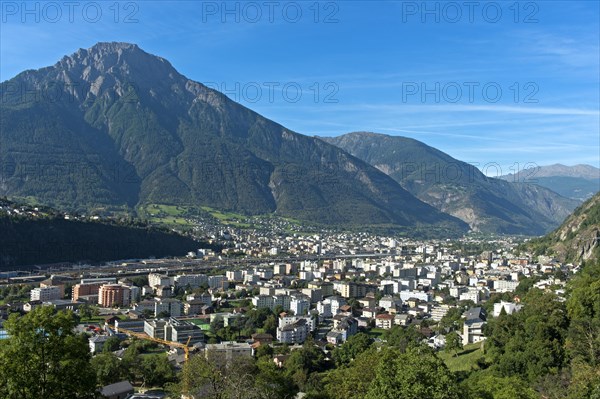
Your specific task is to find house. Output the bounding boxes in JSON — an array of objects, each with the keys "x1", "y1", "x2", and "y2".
[
  {"x1": 378, "y1": 296, "x2": 401, "y2": 312},
  {"x1": 361, "y1": 307, "x2": 378, "y2": 319},
  {"x1": 338, "y1": 304, "x2": 352, "y2": 314},
  {"x1": 326, "y1": 330, "x2": 344, "y2": 345},
  {"x1": 358, "y1": 297, "x2": 376, "y2": 309},
  {"x1": 406, "y1": 297, "x2": 420, "y2": 308},
  {"x1": 356, "y1": 316, "x2": 371, "y2": 328},
  {"x1": 462, "y1": 307, "x2": 487, "y2": 345},
  {"x1": 328, "y1": 316, "x2": 358, "y2": 344},
  {"x1": 427, "y1": 334, "x2": 446, "y2": 349},
  {"x1": 252, "y1": 333, "x2": 274, "y2": 346},
  {"x1": 89, "y1": 335, "x2": 109, "y2": 353},
  {"x1": 23, "y1": 300, "x2": 42, "y2": 312},
  {"x1": 375, "y1": 313, "x2": 395, "y2": 329},
  {"x1": 100, "y1": 381, "x2": 134, "y2": 399},
  {"x1": 394, "y1": 313, "x2": 411, "y2": 326}
]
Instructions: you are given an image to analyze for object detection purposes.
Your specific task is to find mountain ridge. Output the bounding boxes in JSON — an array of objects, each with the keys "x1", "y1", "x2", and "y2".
[
  {"x1": 322, "y1": 132, "x2": 580, "y2": 235},
  {"x1": 499, "y1": 164, "x2": 599, "y2": 200},
  {"x1": 0, "y1": 42, "x2": 468, "y2": 235}
]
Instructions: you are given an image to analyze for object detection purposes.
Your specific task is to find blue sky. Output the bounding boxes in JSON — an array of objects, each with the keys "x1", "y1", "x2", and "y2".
[{"x1": 1, "y1": 1, "x2": 599, "y2": 176}]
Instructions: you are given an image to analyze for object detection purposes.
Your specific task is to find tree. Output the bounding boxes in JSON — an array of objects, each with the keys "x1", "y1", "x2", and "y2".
[
  {"x1": 263, "y1": 314, "x2": 277, "y2": 336},
  {"x1": 464, "y1": 372, "x2": 538, "y2": 399},
  {"x1": 210, "y1": 315, "x2": 225, "y2": 335},
  {"x1": 566, "y1": 260, "x2": 600, "y2": 366},
  {"x1": 79, "y1": 303, "x2": 93, "y2": 320},
  {"x1": 284, "y1": 337, "x2": 327, "y2": 391},
  {"x1": 0, "y1": 307, "x2": 97, "y2": 399},
  {"x1": 255, "y1": 344, "x2": 274, "y2": 359},
  {"x1": 365, "y1": 346, "x2": 460, "y2": 399},
  {"x1": 382, "y1": 325, "x2": 424, "y2": 352},
  {"x1": 485, "y1": 288, "x2": 568, "y2": 382},
  {"x1": 332, "y1": 332, "x2": 373, "y2": 366},
  {"x1": 438, "y1": 307, "x2": 464, "y2": 332},
  {"x1": 140, "y1": 354, "x2": 176, "y2": 388},
  {"x1": 90, "y1": 352, "x2": 127, "y2": 386},
  {"x1": 324, "y1": 348, "x2": 381, "y2": 399},
  {"x1": 177, "y1": 353, "x2": 293, "y2": 399},
  {"x1": 445, "y1": 332, "x2": 463, "y2": 357},
  {"x1": 103, "y1": 335, "x2": 122, "y2": 352}
]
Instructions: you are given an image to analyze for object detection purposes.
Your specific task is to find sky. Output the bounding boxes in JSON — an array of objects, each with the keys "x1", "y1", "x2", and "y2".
[{"x1": 1, "y1": 0, "x2": 599, "y2": 176}]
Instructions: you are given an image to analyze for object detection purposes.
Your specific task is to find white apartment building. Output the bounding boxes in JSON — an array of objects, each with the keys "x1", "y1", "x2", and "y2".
[
  {"x1": 30, "y1": 286, "x2": 61, "y2": 302},
  {"x1": 155, "y1": 298, "x2": 182, "y2": 317},
  {"x1": 174, "y1": 274, "x2": 207, "y2": 288},
  {"x1": 493, "y1": 280, "x2": 519, "y2": 293},
  {"x1": 148, "y1": 273, "x2": 173, "y2": 289},
  {"x1": 277, "y1": 318, "x2": 309, "y2": 344},
  {"x1": 289, "y1": 295, "x2": 310, "y2": 316}
]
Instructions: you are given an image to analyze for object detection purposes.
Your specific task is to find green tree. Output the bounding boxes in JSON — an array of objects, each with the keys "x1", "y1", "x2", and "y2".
[
  {"x1": 102, "y1": 335, "x2": 122, "y2": 353},
  {"x1": 90, "y1": 352, "x2": 127, "y2": 386},
  {"x1": 78, "y1": 303, "x2": 93, "y2": 320},
  {"x1": 445, "y1": 332, "x2": 463, "y2": 357},
  {"x1": 485, "y1": 288, "x2": 568, "y2": 382},
  {"x1": 566, "y1": 260, "x2": 600, "y2": 366},
  {"x1": 177, "y1": 353, "x2": 293, "y2": 399},
  {"x1": 255, "y1": 344, "x2": 274, "y2": 359},
  {"x1": 324, "y1": 348, "x2": 381, "y2": 399},
  {"x1": 332, "y1": 332, "x2": 373, "y2": 366},
  {"x1": 464, "y1": 373, "x2": 538, "y2": 399},
  {"x1": 365, "y1": 346, "x2": 460, "y2": 399},
  {"x1": 140, "y1": 354, "x2": 176, "y2": 388},
  {"x1": 263, "y1": 314, "x2": 277, "y2": 336},
  {"x1": 438, "y1": 307, "x2": 464, "y2": 332},
  {"x1": 210, "y1": 315, "x2": 225, "y2": 335},
  {"x1": 567, "y1": 359, "x2": 600, "y2": 399},
  {"x1": 284, "y1": 337, "x2": 327, "y2": 391},
  {"x1": 382, "y1": 325, "x2": 424, "y2": 352},
  {"x1": 0, "y1": 307, "x2": 97, "y2": 399}
]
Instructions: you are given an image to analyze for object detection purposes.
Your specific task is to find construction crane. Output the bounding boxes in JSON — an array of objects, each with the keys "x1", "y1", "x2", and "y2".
[{"x1": 105, "y1": 324, "x2": 193, "y2": 361}]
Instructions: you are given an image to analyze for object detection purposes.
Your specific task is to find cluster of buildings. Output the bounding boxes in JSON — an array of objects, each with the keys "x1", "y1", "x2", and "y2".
[{"x1": 1, "y1": 234, "x2": 573, "y2": 367}]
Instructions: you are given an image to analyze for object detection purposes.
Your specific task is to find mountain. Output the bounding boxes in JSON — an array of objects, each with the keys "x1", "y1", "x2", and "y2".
[
  {"x1": 322, "y1": 132, "x2": 580, "y2": 235},
  {"x1": 499, "y1": 164, "x2": 600, "y2": 201},
  {"x1": 524, "y1": 192, "x2": 600, "y2": 263},
  {"x1": 0, "y1": 200, "x2": 208, "y2": 269},
  {"x1": 0, "y1": 42, "x2": 467, "y2": 235}
]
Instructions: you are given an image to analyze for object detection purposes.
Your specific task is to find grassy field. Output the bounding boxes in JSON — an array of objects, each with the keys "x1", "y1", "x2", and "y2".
[
  {"x1": 438, "y1": 342, "x2": 485, "y2": 372},
  {"x1": 138, "y1": 204, "x2": 195, "y2": 227},
  {"x1": 200, "y1": 206, "x2": 252, "y2": 228},
  {"x1": 366, "y1": 328, "x2": 387, "y2": 339}
]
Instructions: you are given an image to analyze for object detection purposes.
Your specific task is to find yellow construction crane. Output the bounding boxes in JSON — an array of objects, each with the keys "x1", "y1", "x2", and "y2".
[{"x1": 106, "y1": 324, "x2": 193, "y2": 361}]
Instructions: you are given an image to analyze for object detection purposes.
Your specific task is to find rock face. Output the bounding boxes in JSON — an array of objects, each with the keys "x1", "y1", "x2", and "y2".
[
  {"x1": 0, "y1": 43, "x2": 468, "y2": 234},
  {"x1": 323, "y1": 132, "x2": 581, "y2": 235},
  {"x1": 546, "y1": 192, "x2": 600, "y2": 262}
]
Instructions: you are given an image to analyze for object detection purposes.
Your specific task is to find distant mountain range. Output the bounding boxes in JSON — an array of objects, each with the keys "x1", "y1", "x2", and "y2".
[
  {"x1": 0, "y1": 42, "x2": 467, "y2": 235},
  {"x1": 499, "y1": 164, "x2": 600, "y2": 201},
  {"x1": 524, "y1": 192, "x2": 600, "y2": 264},
  {"x1": 322, "y1": 132, "x2": 580, "y2": 235}
]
